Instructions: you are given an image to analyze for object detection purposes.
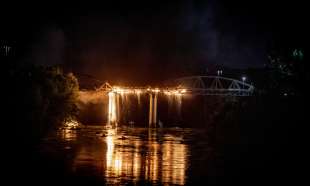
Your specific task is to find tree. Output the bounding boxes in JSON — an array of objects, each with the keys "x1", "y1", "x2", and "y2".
[
  {"x1": 8, "y1": 64, "x2": 79, "y2": 143},
  {"x1": 267, "y1": 47, "x2": 305, "y2": 96}
]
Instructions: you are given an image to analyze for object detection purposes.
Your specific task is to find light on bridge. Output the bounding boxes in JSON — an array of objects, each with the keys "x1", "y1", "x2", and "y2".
[
  {"x1": 108, "y1": 91, "x2": 117, "y2": 124},
  {"x1": 180, "y1": 89, "x2": 186, "y2": 94},
  {"x1": 135, "y1": 89, "x2": 142, "y2": 94},
  {"x1": 110, "y1": 86, "x2": 187, "y2": 96},
  {"x1": 163, "y1": 89, "x2": 172, "y2": 96},
  {"x1": 152, "y1": 88, "x2": 160, "y2": 93},
  {"x1": 163, "y1": 88, "x2": 187, "y2": 96}
]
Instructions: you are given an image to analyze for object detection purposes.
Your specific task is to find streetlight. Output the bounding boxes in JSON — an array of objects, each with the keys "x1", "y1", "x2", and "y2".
[{"x1": 242, "y1": 76, "x2": 246, "y2": 89}]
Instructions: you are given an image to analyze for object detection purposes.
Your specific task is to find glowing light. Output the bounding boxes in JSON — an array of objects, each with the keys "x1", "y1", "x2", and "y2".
[
  {"x1": 164, "y1": 88, "x2": 186, "y2": 97},
  {"x1": 106, "y1": 134, "x2": 114, "y2": 168},
  {"x1": 106, "y1": 86, "x2": 186, "y2": 97},
  {"x1": 152, "y1": 88, "x2": 160, "y2": 93},
  {"x1": 164, "y1": 91, "x2": 172, "y2": 96},
  {"x1": 72, "y1": 127, "x2": 188, "y2": 185},
  {"x1": 180, "y1": 89, "x2": 187, "y2": 94},
  {"x1": 60, "y1": 128, "x2": 77, "y2": 141},
  {"x1": 105, "y1": 129, "x2": 123, "y2": 178},
  {"x1": 114, "y1": 87, "x2": 125, "y2": 94},
  {"x1": 114, "y1": 159, "x2": 122, "y2": 172},
  {"x1": 135, "y1": 89, "x2": 142, "y2": 105},
  {"x1": 135, "y1": 89, "x2": 142, "y2": 94},
  {"x1": 162, "y1": 135, "x2": 187, "y2": 185},
  {"x1": 63, "y1": 119, "x2": 80, "y2": 128},
  {"x1": 108, "y1": 91, "x2": 117, "y2": 124}
]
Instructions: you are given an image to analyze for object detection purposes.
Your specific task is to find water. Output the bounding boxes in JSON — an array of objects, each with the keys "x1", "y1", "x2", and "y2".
[{"x1": 39, "y1": 126, "x2": 216, "y2": 185}]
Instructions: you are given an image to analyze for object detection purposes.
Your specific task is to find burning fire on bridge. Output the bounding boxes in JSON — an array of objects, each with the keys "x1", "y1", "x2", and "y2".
[
  {"x1": 78, "y1": 76, "x2": 254, "y2": 127},
  {"x1": 110, "y1": 86, "x2": 187, "y2": 96},
  {"x1": 106, "y1": 85, "x2": 188, "y2": 126}
]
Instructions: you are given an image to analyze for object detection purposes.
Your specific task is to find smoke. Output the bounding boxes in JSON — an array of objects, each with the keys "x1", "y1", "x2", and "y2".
[
  {"x1": 15, "y1": 0, "x2": 269, "y2": 84},
  {"x1": 78, "y1": 90, "x2": 106, "y2": 104},
  {"x1": 77, "y1": 90, "x2": 109, "y2": 123},
  {"x1": 179, "y1": 0, "x2": 267, "y2": 69}
]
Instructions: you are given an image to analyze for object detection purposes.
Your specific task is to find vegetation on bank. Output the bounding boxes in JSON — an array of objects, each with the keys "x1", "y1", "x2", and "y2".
[
  {"x1": 265, "y1": 47, "x2": 306, "y2": 96},
  {"x1": 7, "y1": 65, "x2": 79, "y2": 143}
]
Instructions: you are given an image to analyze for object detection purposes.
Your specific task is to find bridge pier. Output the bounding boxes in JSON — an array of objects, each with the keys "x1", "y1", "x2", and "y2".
[
  {"x1": 149, "y1": 93, "x2": 158, "y2": 127},
  {"x1": 116, "y1": 93, "x2": 120, "y2": 124},
  {"x1": 108, "y1": 91, "x2": 119, "y2": 126}
]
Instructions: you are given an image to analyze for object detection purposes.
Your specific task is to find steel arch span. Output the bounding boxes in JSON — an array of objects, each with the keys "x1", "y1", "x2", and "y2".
[{"x1": 165, "y1": 76, "x2": 255, "y2": 96}]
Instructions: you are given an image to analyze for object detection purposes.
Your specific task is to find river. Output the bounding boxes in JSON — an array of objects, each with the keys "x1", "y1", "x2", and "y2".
[{"x1": 37, "y1": 126, "x2": 217, "y2": 185}]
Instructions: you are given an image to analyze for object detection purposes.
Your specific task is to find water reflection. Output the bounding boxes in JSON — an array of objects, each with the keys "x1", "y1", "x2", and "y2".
[
  {"x1": 162, "y1": 136, "x2": 187, "y2": 185},
  {"x1": 60, "y1": 128, "x2": 78, "y2": 141},
  {"x1": 70, "y1": 127, "x2": 188, "y2": 185}
]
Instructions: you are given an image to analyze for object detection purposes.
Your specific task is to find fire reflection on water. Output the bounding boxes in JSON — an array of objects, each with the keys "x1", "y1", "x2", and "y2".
[
  {"x1": 60, "y1": 129, "x2": 78, "y2": 141},
  {"x1": 71, "y1": 128, "x2": 188, "y2": 185}
]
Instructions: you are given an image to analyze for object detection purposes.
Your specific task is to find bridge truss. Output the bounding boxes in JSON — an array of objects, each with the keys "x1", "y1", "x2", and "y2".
[{"x1": 166, "y1": 76, "x2": 255, "y2": 96}]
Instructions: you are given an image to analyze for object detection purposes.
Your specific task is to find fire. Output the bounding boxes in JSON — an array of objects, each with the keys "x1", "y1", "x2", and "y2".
[
  {"x1": 135, "y1": 89, "x2": 142, "y2": 94},
  {"x1": 163, "y1": 88, "x2": 187, "y2": 96},
  {"x1": 113, "y1": 87, "x2": 130, "y2": 94},
  {"x1": 180, "y1": 89, "x2": 187, "y2": 94},
  {"x1": 107, "y1": 86, "x2": 186, "y2": 125},
  {"x1": 110, "y1": 86, "x2": 186, "y2": 96},
  {"x1": 108, "y1": 91, "x2": 117, "y2": 124},
  {"x1": 152, "y1": 88, "x2": 160, "y2": 93}
]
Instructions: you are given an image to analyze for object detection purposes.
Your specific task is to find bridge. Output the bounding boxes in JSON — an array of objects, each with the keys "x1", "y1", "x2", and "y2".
[
  {"x1": 78, "y1": 75, "x2": 255, "y2": 127},
  {"x1": 167, "y1": 76, "x2": 254, "y2": 96}
]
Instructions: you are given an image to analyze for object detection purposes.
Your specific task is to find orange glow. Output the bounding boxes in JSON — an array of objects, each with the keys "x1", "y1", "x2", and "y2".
[
  {"x1": 108, "y1": 92, "x2": 117, "y2": 124},
  {"x1": 59, "y1": 128, "x2": 77, "y2": 141},
  {"x1": 72, "y1": 128, "x2": 188, "y2": 185},
  {"x1": 180, "y1": 89, "x2": 187, "y2": 93},
  {"x1": 107, "y1": 85, "x2": 186, "y2": 96},
  {"x1": 163, "y1": 88, "x2": 187, "y2": 97},
  {"x1": 164, "y1": 91, "x2": 172, "y2": 95},
  {"x1": 135, "y1": 89, "x2": 142, "y2": 94},
  {"x1": 106, "y1": 86, "x2": 186, "y2": 126},
  {"x1": 152, "y1": 88, "x2": 160, "y2": 93}
]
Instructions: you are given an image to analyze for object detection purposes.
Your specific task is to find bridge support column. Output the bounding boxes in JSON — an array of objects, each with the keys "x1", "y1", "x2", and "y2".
[
  {"x1": 116, "y1": 93, "x2": 120, "y2": 124},
  {"x1": 149, "y1": 94, "x2": 153, "y2": 127},
  {"x1": 153, "y1": 93, "x2": 158, "y2": 125},
  {"x1": 108, "y1": 91, "x2": 118, "y2": 126},
  {"x1": 149, "y1": 93, "x2": 158, "y2": 127}
]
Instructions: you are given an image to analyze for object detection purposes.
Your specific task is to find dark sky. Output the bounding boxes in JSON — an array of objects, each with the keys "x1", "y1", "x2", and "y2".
[{"x1": 3, "y1": 0, "x2": 306, "y2": 83}]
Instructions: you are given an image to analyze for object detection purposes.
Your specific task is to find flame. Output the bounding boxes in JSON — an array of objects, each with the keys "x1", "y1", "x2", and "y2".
[
  {"x1": 152, "y1": 88, "x2": 160, "y2": 93},
  {"x1": 108, "y1": 92, "x2": 117, "y2": 124},
  {"x1": 180, "y1": 89, "x2": 187, "y2": 94},
  {"x1": 109, "y1": 86, "x2": 186, "y2": 96},
  {"x1": 106, "y1": 86, "x2": 186, "y2": 125},
  {"x1": 135, "y1": 89, "x2": 142, "y2": 94},
  {"x1": 163, "y1": 88, "x2": 187, "y2": 96}
]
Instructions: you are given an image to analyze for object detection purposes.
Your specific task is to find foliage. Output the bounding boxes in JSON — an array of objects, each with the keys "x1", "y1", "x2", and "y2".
[
  {"x1": 267, "y1": 47, "x2": 305, "y2": 96},
  {"x1": 8, "y1": 64, "x2": 79, "y2": 142}
]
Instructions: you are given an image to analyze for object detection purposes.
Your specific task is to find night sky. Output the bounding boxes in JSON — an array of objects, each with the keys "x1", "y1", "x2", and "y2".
[{"x1": 2, "y1": 0, "x2": 306, "y2": 83}]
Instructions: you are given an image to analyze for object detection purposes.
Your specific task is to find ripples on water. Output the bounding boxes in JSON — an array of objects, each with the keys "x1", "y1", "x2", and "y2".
[{"x1": 43, "y1": 126, "x2": 213, "y2": 185}]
